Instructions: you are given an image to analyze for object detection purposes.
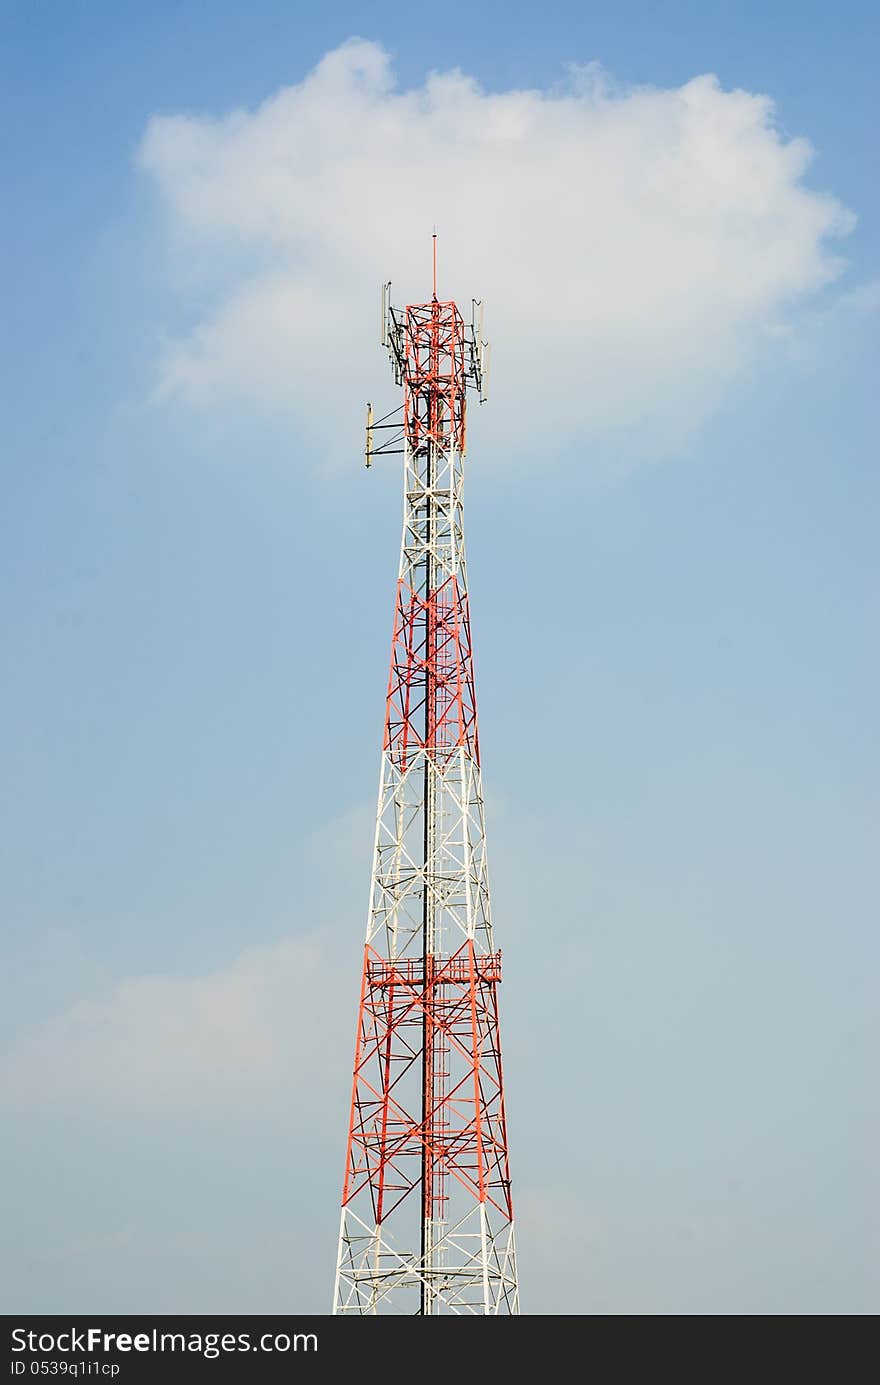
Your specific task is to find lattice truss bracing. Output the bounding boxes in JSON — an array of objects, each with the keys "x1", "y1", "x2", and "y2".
[{"x1": 333, "y1": 259, "x2": 519, "y2": 1314}]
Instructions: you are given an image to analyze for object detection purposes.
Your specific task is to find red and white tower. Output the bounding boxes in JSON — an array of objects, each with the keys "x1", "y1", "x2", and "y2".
[{"x1": 332, "y1": 244, "x2": 519, "y2": 1315}]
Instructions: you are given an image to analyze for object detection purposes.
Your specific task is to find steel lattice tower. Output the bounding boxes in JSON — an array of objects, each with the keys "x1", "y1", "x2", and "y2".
[{"x1": 332, "y1": 245, "x2": 519, "y2": 1315}]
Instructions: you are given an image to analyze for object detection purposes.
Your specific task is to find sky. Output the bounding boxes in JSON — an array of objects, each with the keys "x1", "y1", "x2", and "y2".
[{"x1": 1, "y1": 0, "x2": 877, "y2": 1315}]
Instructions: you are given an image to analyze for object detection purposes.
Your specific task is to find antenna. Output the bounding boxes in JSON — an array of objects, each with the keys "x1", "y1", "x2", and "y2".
[
  {"x1": 380, "y1": 283, "x2": 390, "y2": 347},
  {"x1": 481, "y1": 342, "x2": 492, "y2": 403},
  {"x1": 470, "y1": 299, "x2": 490, "y2": 402},
  {"x1": 365, "y1": 402, "x2": 374, "y2": 468},
  {"x1": 432, "y1": 231, "x2": 438, "y2": 300}
]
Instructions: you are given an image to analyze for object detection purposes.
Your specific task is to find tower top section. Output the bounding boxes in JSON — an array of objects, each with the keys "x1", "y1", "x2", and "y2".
[{"x1": 376, "y1": 241, "x2": 490, "y2": 459}]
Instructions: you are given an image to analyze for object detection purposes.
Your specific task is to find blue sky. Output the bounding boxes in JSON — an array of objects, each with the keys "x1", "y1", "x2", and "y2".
[{"x1": 1, "y1": 0, "x2": 877, "y2": 1314}]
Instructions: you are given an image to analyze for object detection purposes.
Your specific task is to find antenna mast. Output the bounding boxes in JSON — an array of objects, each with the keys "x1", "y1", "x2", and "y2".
[{"x1": 334, "y1": 248, "x2": 517, "y2": 1314}]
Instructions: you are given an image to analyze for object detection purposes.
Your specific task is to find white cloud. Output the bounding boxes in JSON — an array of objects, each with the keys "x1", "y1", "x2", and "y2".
[
  {"x1": 0, "y1": 932, "x2": 351, "y2": 1111},
  {"x1": 137, "y1": 40, "x2": 853, "y2": 466}
]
